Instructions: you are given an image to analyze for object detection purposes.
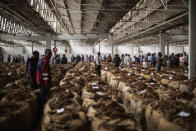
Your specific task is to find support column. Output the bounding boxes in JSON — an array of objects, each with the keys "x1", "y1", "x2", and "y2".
[
  {"x1": 46, "y1": 40, "x2": 51, "y2": 50},
  {"x1": 115, "y1": 46, "x2": 118, "y2": 54},
  {"x1": 92, "y1": 46, "x2": 95, "y2": 55},
  {"x1": 54, "y1": 40, "x2": 56, "y2": 48},
  {"x1": 98, "y1": 42, "x2": 100, "y2": 52},
  {"x1": 182, "y1": 46, "x2": 185, "y2": 53},
  {"x1": 159, "y1": 33, "x2": 168, "y2": 55},
  {"x1": 138, "y1": 46, "x2": 140, "y2": 55},
  {"x1": 189, "y1": 0, "x2": 196, "y2": 79},
  {"x1": 111, "y1": 46, "x2": 114, "y2": 57},
  {"x1": 167, "y1": 44, "x2": 169, "y2": 55},
  {"x1": 32, "y1": 41, "x2": 33, "y2": 54}
]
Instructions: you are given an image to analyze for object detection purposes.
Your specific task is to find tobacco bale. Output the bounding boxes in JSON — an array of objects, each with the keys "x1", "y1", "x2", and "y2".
[
  {"x1": 42, "y1": 91, "x2": 87, "y2": 131},
  {"x1": 149, "y1": 100, "x2": 196, "y2": 131},
  {"x1": 0, "y1": 101, "x2": 33, "y2": 131}
]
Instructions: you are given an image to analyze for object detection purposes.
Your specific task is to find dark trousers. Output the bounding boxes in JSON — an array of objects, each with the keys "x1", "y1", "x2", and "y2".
[
  {"x1": 40, "y1": 85, "x2": 49, "y2": 112},
  {"x1": 95, "y1": 65, "x2": 101, "y2": 76},
  {"x1": 157, "y1": 64, "x2": 161, "y2": 71},
  {"x1": 30, "y1": 80, "x2": 38, "y2": 90}
]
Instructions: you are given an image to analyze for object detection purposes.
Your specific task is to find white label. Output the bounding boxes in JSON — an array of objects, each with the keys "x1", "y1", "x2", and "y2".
[
  {"x1": 139, "y1": 90, "x2": 146, "y2": 94},
  {"x1": 91, "y1": 82, "x2": 97, "y2": 85},
  {"x1": 128, "y1": 73, "x2": 131, "y2": 76},
  {"x1": 92, "y1": 86, "x2": 99, "y2": 89},
  {"x1": 169, "y1": 77, "x2": 172, "y2": 80},
  {"x1": 57, "y1": 108, "x2": 64, "y2": 113},
  {"x1": 150, "y1": 82, "x2": 155, "y2": 85},
  {"x1": 8, "y1": 72, "x2": 11, "y2": 76},
  {"x1": 151, "y1": 72, "x2": 154, "y2": 76},
  {"x1": 96, "y1": 91, "x2": 104, "y2": 95},
  {"x1": 139, "y1": 76, "x2": 142, "y2": 79},
  {"x1": 178, "y1": 111, "x2": 190, "y2": 117}
]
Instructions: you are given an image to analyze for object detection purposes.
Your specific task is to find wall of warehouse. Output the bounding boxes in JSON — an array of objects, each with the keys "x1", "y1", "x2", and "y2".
[{"x1": 70, "y1": 40, "x2": 93, "y2": 55}]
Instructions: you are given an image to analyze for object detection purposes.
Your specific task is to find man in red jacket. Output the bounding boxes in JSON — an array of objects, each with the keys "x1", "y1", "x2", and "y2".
[{"x1": 36, "y1": 49, "x2": 52, "y2": 111}]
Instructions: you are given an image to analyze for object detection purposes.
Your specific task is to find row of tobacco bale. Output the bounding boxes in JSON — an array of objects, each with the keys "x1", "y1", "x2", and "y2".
[
  {"x1": 101, "y1": 62, "x2": 196, "y2": 131},
  {"x1": 42, "y1": 61, "x2": 142, "y2": 131},
  {"x1": 0, "y1": 62, "x2": 75, "y2": 131}
]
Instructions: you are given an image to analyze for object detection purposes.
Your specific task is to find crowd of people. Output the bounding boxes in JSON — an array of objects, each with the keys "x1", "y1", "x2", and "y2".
[
  {"x1": 133, "y1": 52, "x2": 188, "y2": 71},
  {"x1": 0, "y1": 50, "x2": 189, "y2": 114}
]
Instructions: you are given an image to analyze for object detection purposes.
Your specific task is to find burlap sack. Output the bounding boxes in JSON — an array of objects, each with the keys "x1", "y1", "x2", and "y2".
[
  {"x1": 145, "y1": 104, "x2": 163, "y2": 131},
  {"x1": 0, "y1": 116, "x2": 9, "y2": 131},
  {"x1": 87, "y1": 106, "x2": 97, "y2": 118},
  {"x1": 168, "y1": 81, "x2": 180, "y2": 89},
  {"x1": 117, "y1": 82, "x2": 126, "y2": 91},
  {"x1": 193, "y1": 88, "x2": 196, "y2": 97},
  {"x1": 161, "y1": 78, "x2": 170, "y2": 85},
  {"x1": 106, "y1": 72, "x2": 112, "y2": 83},
  {"x1": 82, "y1": 98, "x2": 96, "y2": 111},
  {"x1": 123, "y1": 92, "x2": 133, "y2": 112},
  {"x1": 179, "y1": 84, "x2": 189, "y2": 92},
  {"x1": 109, "y1": 75, "x2": 120, "y2": 90},
  {"x1": 12, "y1": 103, "x2": 33, "y2": 131},
  {"x1": 101, "y1": 70, "x2": 106, "y2": 82},
  {"x1": 91, "y1": 117, "x2": 142, "y2": 131},
  {"x1": 157, "y1": 89, "x2": 171, "y2": 101},
  {"x1": 158, "y1": 118, "x2": 186, "y2": 131},
  {"x1": 41, "y1": 99, "x2": 52, "y2": 131}
]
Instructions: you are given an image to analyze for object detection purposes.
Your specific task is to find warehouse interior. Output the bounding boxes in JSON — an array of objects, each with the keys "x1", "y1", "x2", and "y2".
[{"x1": 0, "y1": 0, "x2": 195, "y2": 131}]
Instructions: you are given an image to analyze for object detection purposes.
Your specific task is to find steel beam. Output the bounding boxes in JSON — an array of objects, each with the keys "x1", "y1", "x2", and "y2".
[{"x1": 0, "y1": 33, "x2": 109, "y2": 41}]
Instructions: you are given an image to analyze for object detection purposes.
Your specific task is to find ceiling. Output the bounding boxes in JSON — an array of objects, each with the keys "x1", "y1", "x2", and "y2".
[{"x1": 0, "y1": 0, "x2": 189, "y2": 46}]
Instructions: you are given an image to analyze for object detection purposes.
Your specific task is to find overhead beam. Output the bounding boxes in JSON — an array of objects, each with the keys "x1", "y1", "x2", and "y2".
[{"x1": 0, "y1": 33, "x2": 109, "y2": 41}]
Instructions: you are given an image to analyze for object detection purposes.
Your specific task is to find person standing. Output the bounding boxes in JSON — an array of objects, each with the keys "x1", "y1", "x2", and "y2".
[
  {"x1": 85, "y1": 55, "x2": 89, "y2": 62},
  {"x1": 61, "y1": 54, "x2": 67, "y2": 64},
  {"x1": 184, "y1": 52, "x2": 188, "y2": 66},
  {"x1": 179, "y1": 53, "x2": 185, "y2": 67},
  {"x1": 81, "y1": 54, "x2": 84, "y2": 61},
  {"x1": 107, "y1": 54, "x2": 112, "y2": 62},
  {"x1": 113, "y1": 54, "x2": 121, "y2": 67},
  {"x1": 76, "y1": 55, "x2": 81, "y2": 63},
  {"x1": 71, "y1": 55, "x2": 75, "y2": 62},
  {"x1": 7, "y1": 55, "x2": 11, "y2": 63},
  {"x1": 156, "y1": 52, "x2": 162, "y2": 71},
  {"x1": 27, "y1": 51, "x2": 40, "y2": 89},
  {"x1": 36, "y1": 49, "x2": 52, "y2": 111},
  {"x1": 94, "y1": 52, "x2": 102, "y2": 76}
]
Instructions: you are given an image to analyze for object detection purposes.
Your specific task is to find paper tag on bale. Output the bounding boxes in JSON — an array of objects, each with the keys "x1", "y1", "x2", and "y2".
[
  {"x1": 127, "y1": 73, "x2": 131, "y2": 76},
  {"x1": 92, "y1": 86, "x2": 99, "y2": 89},
  {"x1": 169, "y1": 77, "x2": 172, "y2": 80},
  {"x1": 178, "y1": 111, "x2": 190, "y2": 117},
  {"x1": 96, "y1": 91, "x2": 104, "y2": 95},
  {"x1": 8, "y1": 72, "x2": 11, "y2": 76},
  {"x1": 91, "y1": 82, "x2": 97, "y2": 86},
  {"x1": 139, "y1": 90, "x2": 146, "y2": 94},
  {"x1": 150, "y1": 82, "x2": 155, "y2": 85},
  {"x1": 57, "y1": 108, "x2": 64, "y2": 113}
]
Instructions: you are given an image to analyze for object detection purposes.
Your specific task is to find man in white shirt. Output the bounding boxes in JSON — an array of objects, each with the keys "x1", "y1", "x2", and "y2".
[{"x1": 94, "y1": 52, "x2": 102, "y2": 76}]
